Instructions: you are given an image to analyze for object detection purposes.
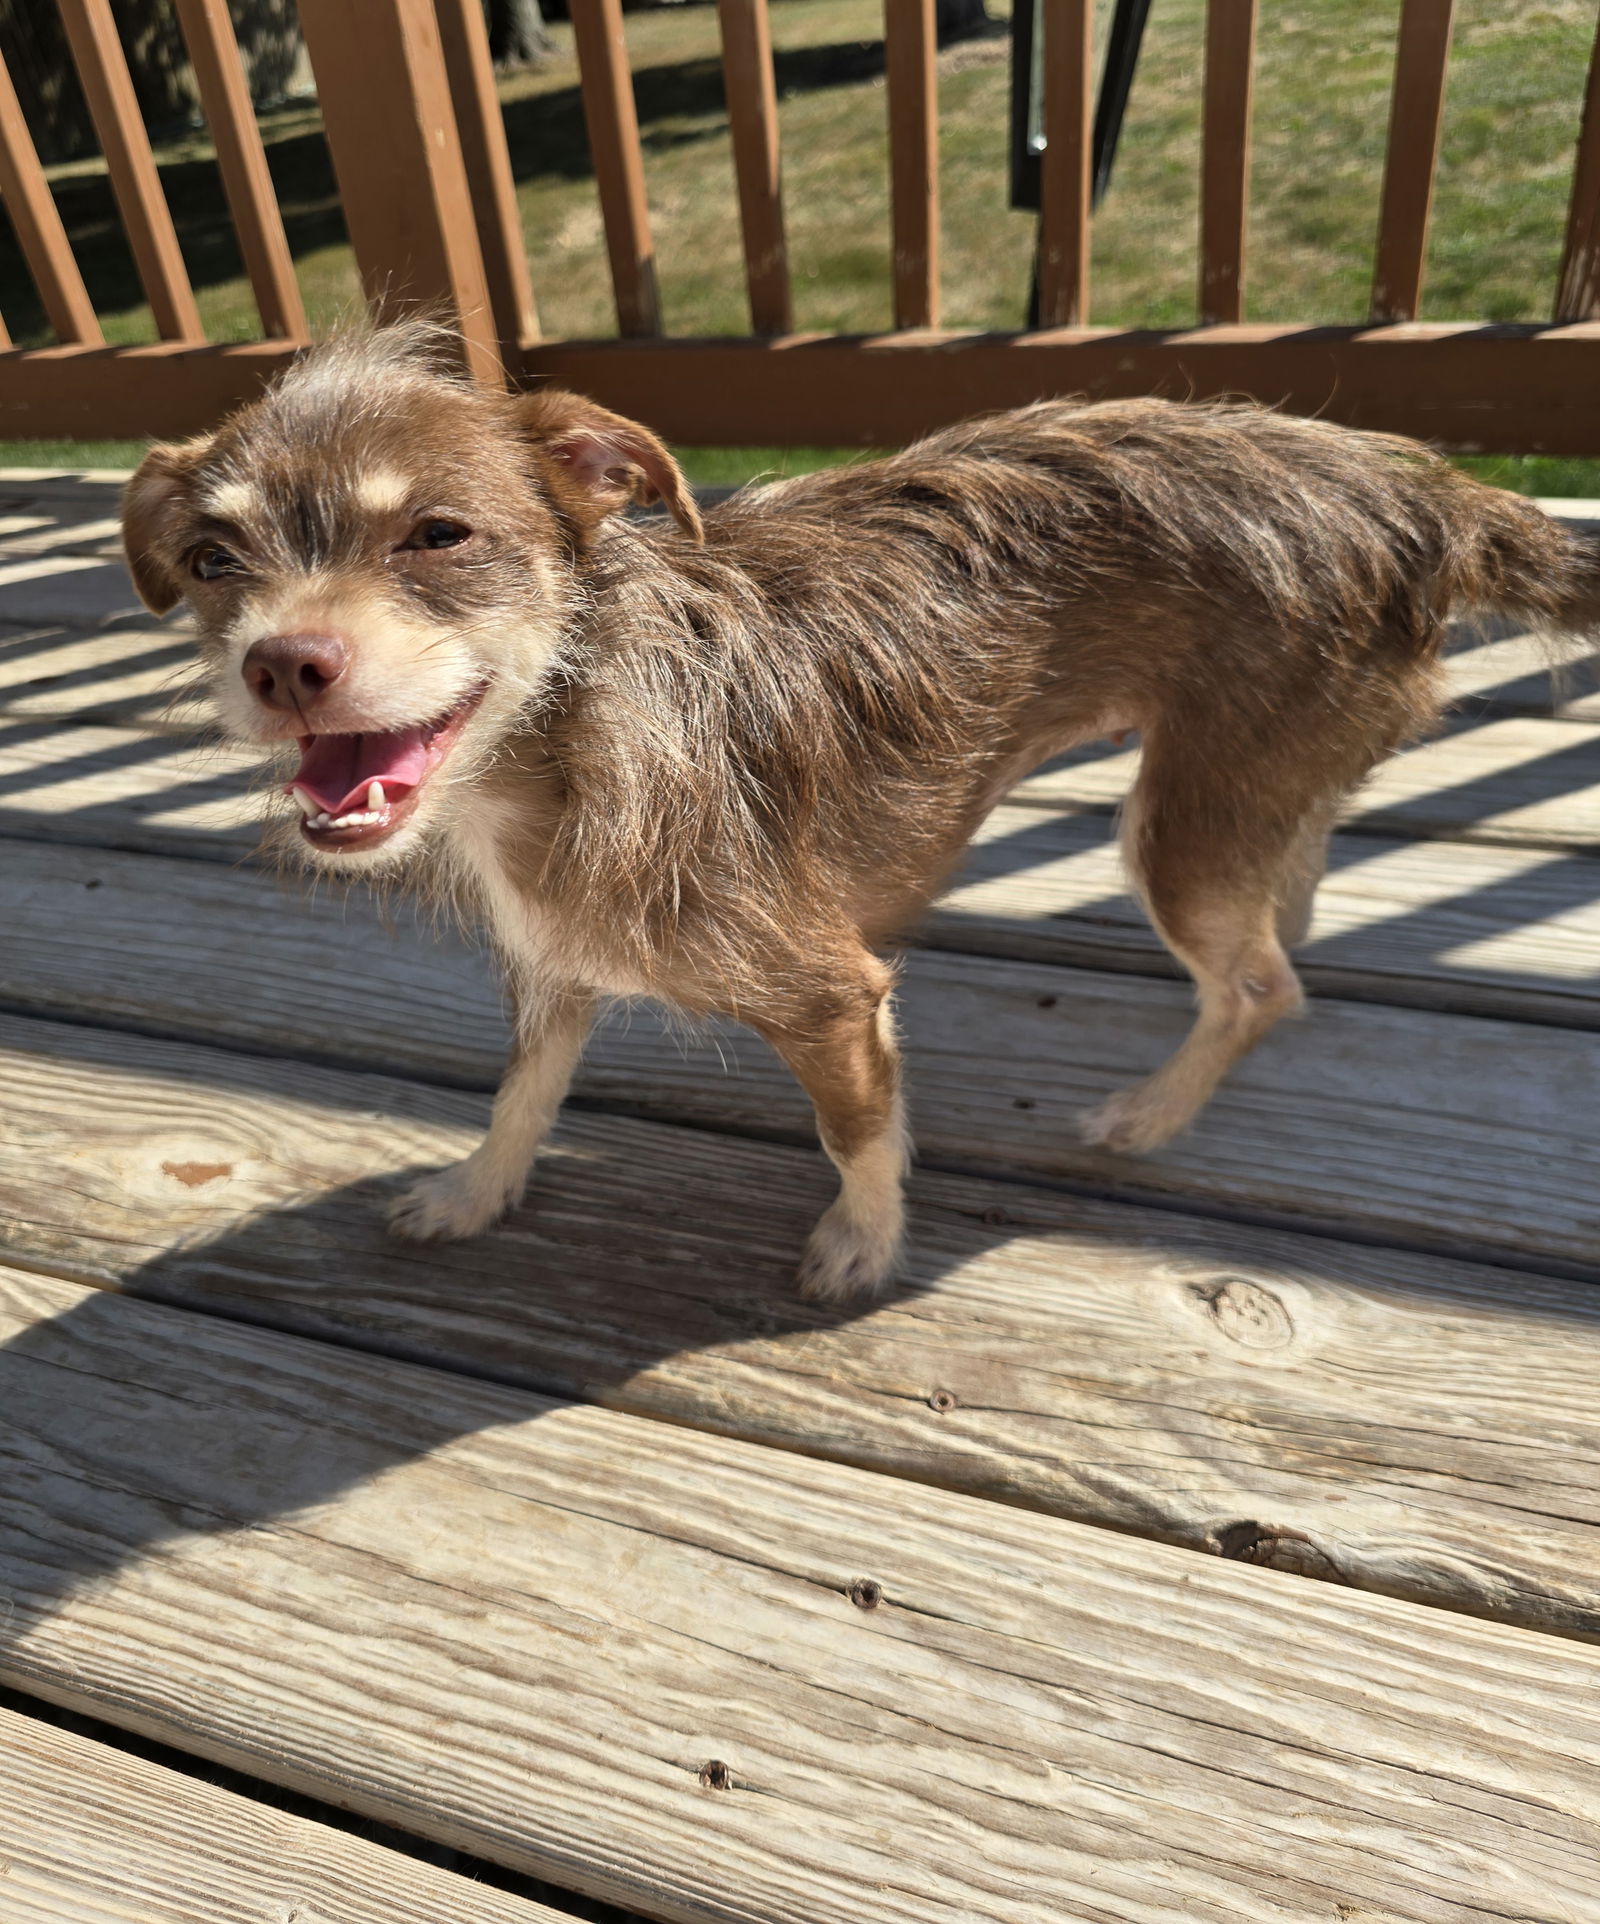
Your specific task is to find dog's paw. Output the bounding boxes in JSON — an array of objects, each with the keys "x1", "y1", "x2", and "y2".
[
  {"x1": 1080, "y1": 1084, "x2": 1184, "y2": 1156},
  {"x1": 796, "y1": 1204, "x2": 901, "y2": 1304},
  {"x1": 387, "y1": 1162, "x2": 514, "y2": 1242}
]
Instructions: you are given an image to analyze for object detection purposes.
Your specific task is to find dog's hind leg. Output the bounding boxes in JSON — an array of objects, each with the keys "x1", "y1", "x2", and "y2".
[
  {"x1": 757, "y1": 955, "x2": 908, "y2": 1302},
  {"x1": 1082, "y1": 743, "x2": 1313, "y2": 1155},
  {"x1": 1275, "y1": 803, "x2": 1335, "y2": 950},
  {"x1": 388, "y1": 988, "x2": 596, "y2": 1240}
]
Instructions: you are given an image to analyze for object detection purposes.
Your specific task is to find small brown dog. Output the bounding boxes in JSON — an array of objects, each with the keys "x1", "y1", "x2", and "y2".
[{"x1": 122, "y1": 326, "x2": 1600, "y2": 1298}]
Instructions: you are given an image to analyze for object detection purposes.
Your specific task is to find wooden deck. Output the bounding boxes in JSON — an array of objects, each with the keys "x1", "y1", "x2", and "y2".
[{"x1": 6, "y1": 471, "x2": 1600, "y2": 1919}]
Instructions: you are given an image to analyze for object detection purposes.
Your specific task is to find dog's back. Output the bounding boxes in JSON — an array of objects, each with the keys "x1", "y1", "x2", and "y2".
[{"x1": 624, "y1": 396, "x2": 1600, "y2": 1157}]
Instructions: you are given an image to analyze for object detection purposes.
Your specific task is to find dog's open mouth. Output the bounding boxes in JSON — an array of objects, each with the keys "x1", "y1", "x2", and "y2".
[{"x1": 287, "y1": 682, "x2": 488, "y2": 851}]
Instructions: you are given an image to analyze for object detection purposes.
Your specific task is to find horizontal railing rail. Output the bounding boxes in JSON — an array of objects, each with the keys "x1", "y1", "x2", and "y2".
[{"x1": 3, "y1": 0, "x2": 1600, "y2": 451}]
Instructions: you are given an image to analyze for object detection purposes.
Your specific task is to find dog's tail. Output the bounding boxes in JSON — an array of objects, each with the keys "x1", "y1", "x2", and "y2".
[{"x1": 1425, "y1": 468, "x2": 1600, "y2": 642}]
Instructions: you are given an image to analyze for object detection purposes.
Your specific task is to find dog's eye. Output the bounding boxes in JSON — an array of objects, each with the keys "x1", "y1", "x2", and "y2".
[
  {"x1": 405, "y1": 518, "x2": 473, "y2": 551},
  {"x1": 191, "y1": 543, "x2": 244, "y2": 580}
]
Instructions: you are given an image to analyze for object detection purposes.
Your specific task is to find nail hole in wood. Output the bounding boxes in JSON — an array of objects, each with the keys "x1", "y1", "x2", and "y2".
[
  {"x1": 928, "y1": 1389, "x2": 957, "y2": 1413},
  {"x1": 698, "y1": 1759, "x2": 732, "y2": 1790},
  {"x1": 1012, "y1": 1097, "x2": 1035, "y2": 1110},
  {"x1": 848, "y1": 1577, "x2": 882, "y2": 1610},
  {"x1": 1036, "y1": 994, "x2": 1057, "y2": 1008}
]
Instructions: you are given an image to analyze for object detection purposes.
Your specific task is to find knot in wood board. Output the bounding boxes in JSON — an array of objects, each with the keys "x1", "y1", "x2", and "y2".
[
  {"x1": 1215, "y1": 1521, "x2": 1344, "y2": 1582},
  {"x1": 161, "y1": 1160, "x2": 234, "y2": 1189},
  {"x1": 1189, "y1": 1274, "x2": 1294, "y2": 1349}
]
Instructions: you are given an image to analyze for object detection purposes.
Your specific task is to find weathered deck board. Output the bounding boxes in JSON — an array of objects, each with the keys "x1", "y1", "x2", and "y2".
[
  {"x1": 6, "y1": 838, "x2": 1600, "y2": 1278},
  {"x1": 6, "y1": 1263, "x2": 1600, "y2": 1922},
  {"x1": 940, "y1": 802, "x2": 1600, "y2": 1022},
  {"x1": 11, "y1": 739, "x2": 1600, "y2": 1031},
  {"x1": 0, "y1": 720, "x2": 261, "y2": 856},
  {"x1": 1447, "y1": 622, "x2": 1600, "y2": 720},
  {"x1": 0, "y1": 1702, "x2": 570, "y2": 1924},
  {"x1": 1012, "y1": 713, "x2": 1600, "y2": 849},
  {"x1": 7, "y1": 1008, "x2": 1600, "y2": 1636},
  {"x1": 0, "y1": 623, "x2": 208, "y2": 731}
]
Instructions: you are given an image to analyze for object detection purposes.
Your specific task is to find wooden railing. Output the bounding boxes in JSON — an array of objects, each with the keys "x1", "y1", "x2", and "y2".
[{"x1": 4, "y1": 0, "x2": 1600, "y2": 452}]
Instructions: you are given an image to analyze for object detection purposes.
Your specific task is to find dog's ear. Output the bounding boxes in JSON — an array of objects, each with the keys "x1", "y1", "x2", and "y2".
[
  {"x1": 513, "y1": 388, "x2": 704, "y2": 546},
  {"x1": 122, "y1": 437, "x2": 211, "y2": 614}
]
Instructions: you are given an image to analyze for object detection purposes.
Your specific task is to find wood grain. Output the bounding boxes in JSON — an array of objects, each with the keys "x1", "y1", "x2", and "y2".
[
  {"x1": 717, "y1": 0, "x2": 791, "y2": 335},
  {"x1": 883, "y1": 0, "x2": 940, "y2": 330},
  {"x1": 0, "y1": 53, "x2": 103, "y2": 346},
  {"x1": 569, "y1": 0, "x2": 662, "y2": 337},
  {"x1": 0, "y1": 627, "x2": 212, "y2": 731},
  {"x1": 1011, "y1": 712, "x2": 1600, "y2": 850},
  {"x1": 1199, "y1": 0, "x2": 1257, "y2": 324},
  {"x1": 171, "y1": 0, "x2": 308, "y2": 343},
  {"x1": 1557, "y1": 2, "x2": 1600, "y2": 323},
  {"x1": 55, "y1": 0, "x2": 204, "y2": 343},
  {"x1": 6, "y1": 1263, "x2": 1600, "y2": 1920},
  {"x1": 0, "y1": 1702, "x2": 570, "y2": 1924},
  {"x1": 1035, "y1": 0, "x2": 1093, "y2": 327},
  {"x1": 0, "y1": 722, "x2": 261, "y2": 857},
  {"x1": 1370, "y1": 0, "x2": 1454, "y2": 324},
  {"x1": 295, "y1": 0, "x2": 500, "y2": 382},
  {"x1": 6, "y1": 840, "x2": 1600, "y2": 1281},
  {"x1": 435, "y1": 0, "x2": 543, "y2": 352},
  {"x1": 933, "y1": 802, "x2": 1600, "y2": 1027},
  {"x1": 8, "y1": 1008, "x2": 1600, "y2": 1636}
]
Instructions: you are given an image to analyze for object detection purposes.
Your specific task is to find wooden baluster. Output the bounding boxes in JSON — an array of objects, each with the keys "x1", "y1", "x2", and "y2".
[
  {"x1": 433, "y1": 0, "x2": 541, "y2": 353},
  {"x1": 1556, "y1": 7, "x2": 1600, "y2": 324},
  {"x1": 1370, "y1": 0, "x2": 1455, "y2": 324},
  {"x1": 884, "y1": 0, "x2": 939, "y2": 329},
  {"x1": 1199, "y1": 0, "x2": 1257, "y2": 325},
  {"x1": 56, "y1": 0, "x2": 204, "y2": 341},
  {"x1": 569, "y1": 0, "x2": 661, "y2": 338},
  {"x1": 171, "y1": 0, "x2": 306, "y2": 342},
  {"x1": 718, "y1": 0, "x2": 791, "y2": 335},
  {"x1": 0, "y1": 48, "x2": 102, "y2": 344},
  {"x1": 1036, "y1": 0, "x2": 1093, "y2": 328},
  {"x1": 297, "y1": 0, "x2": 501, "y2": 383}
]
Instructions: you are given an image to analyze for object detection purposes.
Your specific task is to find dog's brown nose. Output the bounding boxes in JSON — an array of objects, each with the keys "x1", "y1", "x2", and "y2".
[{"x1": 242, "y1": 632, "x2": 349, "y2": 711}]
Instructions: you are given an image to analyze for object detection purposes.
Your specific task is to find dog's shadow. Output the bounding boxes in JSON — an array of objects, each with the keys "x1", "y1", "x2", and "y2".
[{"x1": 0, "y1": 1117, "x2": 948, "y2": 1664}]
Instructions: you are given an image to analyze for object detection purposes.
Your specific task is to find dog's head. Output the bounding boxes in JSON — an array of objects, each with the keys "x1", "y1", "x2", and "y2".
[{"x1": 122, "y1": 325, "x2": 701, "y2": 872}]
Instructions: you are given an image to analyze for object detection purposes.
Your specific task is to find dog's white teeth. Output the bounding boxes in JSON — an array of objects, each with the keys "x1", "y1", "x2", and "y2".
[
  {"x1": 367, "y1": 781, "x2": 386, "y2": 812},
  {"x1": 290, "y1": 786, "x2": 320, "y2": 819}
]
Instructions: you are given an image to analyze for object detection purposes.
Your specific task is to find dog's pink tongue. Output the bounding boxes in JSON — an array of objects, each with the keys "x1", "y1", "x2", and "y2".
[{"x1": 291, "y1": 728, "x2": 431, "y2": 815}]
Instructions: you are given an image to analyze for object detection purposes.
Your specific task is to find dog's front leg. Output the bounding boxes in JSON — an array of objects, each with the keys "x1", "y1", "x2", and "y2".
[
  {"x1": 388, "y1": 989, "x2": 597, "y2": 1241},
  {"x1": 758, "y1": 967, "x2": 908, "y2": 1302}
]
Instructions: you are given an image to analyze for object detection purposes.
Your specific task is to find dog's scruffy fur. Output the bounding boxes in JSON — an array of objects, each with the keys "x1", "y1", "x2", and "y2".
[{"x1": 122, "y1": 325, "x2": 1600, "y2": 1298}]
